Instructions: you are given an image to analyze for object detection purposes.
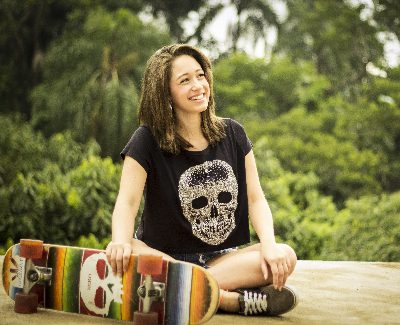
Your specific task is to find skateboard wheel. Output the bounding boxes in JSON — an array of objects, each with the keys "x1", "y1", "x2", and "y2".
[
  {"x1": 14, "y1": 292, "x2": 38, "y2": 314},
  {"x1": 137, "y1": 255, "x2": 163, "y2": 275},
  {"x1": 20, "y1": 239, "x2": 43, "y2": 259},
  {"x1": 133, "y1": 311, "x2": 158, "y2": 325}
]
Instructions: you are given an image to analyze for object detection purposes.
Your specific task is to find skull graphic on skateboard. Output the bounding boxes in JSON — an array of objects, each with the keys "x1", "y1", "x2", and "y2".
[{"x1": 2, "y1": 239, "x2": 219, "y2": 325}]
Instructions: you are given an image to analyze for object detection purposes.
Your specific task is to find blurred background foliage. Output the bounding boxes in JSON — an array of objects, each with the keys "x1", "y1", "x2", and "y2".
[{"x1": 0, "y1": 0, "x2": 399, "y2": 261}]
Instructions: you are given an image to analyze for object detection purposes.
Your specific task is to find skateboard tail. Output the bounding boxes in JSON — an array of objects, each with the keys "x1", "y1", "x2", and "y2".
[
  {"x1": 190, "y1": 267, "x2": 220, "y2": 324},
  {"x1": 164, "y1": 262, "x2": 220, "y2": 325}
]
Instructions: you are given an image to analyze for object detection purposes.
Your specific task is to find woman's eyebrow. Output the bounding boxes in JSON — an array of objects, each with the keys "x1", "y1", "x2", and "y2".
[{"x1": 176, "y1": 68, "x2": 204, "y2": 80}]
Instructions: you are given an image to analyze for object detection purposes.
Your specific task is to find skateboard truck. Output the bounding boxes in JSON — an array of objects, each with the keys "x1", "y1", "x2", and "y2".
[
  {"x1": 134, "y1": 255, "x2": 164, "y2": 325},
  {"x1": 24, "y1": 259, "x2": 53, "y2": 292},
  {"x1": 137, "y1": 276, "x2": 165, "y2": 312},
  {"x1": 14, "y1": 239, "x2": 49, "y2": 314}
]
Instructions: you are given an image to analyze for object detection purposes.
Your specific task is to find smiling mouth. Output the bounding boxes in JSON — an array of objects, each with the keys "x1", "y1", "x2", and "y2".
[{"x1": 189, "y1": 93, "x2": 205, "y2": 101}]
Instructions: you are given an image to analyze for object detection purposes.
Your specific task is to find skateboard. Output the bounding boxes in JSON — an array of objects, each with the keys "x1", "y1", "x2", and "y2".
[{"x1": 2, "y1": 239, "x2": 220, "y2": 325}]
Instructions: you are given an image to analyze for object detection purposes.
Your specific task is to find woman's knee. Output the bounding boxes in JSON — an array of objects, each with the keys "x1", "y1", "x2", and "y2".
[
  {"x1": 130, "y1": 238, "x2": 175, "y2": 261},
  {"x1": 280, "y1": 243, "x2": 297, "y2": 273},
  {"x1": 130, "y1": 238, "x2": 149, "y2": 254}
]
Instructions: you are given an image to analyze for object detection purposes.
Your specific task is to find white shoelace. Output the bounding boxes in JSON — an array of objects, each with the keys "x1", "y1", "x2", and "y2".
[{"x1": 243, "y1": 291, "x2": 268, "y2": 315}]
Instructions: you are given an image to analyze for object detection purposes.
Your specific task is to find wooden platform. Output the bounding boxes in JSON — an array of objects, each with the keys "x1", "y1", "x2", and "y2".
[{"x1": 1, "y1": 256, "x2": 399, "y2": 324}]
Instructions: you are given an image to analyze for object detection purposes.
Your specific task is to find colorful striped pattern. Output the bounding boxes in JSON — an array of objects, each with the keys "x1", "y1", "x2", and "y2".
[
  {"x1": 45, "y1": 246, "x2": 67, "y2": 310},
  {"x1": 2, "y1": 243, "x2": 219, "y2": 325},
  {"x1": 164, "y1": 261, "x2": 219, "y2": 325}
]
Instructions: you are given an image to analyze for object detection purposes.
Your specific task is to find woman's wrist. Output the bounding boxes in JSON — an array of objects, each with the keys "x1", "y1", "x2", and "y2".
[{"x1": 260, "y1": 235, "x2": 277, "y2": 247}]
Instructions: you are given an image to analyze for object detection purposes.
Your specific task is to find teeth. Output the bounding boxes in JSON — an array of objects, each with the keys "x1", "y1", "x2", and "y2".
[{"x1": 191, "y1": 94, "x2": 204, "y2": 100}]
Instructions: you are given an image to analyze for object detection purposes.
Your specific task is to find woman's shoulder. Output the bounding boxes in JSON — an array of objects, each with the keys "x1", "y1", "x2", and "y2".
[
  {"x1": 134, "y1": 124, "x2": 152, "y2": 136},
  {"x1": 220, "y1": 117, "x2": 252, "y2": 154},
  {"x1": 130, "y1": 125, "x2": 156, "y2": 142},
  {"x1": 220, "y1": 117, "x2": 246, "y2": 134},
  {"x1": 123, "y1": 125, "x2": 157, "y2": 151}
]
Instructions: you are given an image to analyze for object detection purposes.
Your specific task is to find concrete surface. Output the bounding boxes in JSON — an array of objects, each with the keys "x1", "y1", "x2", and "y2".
[{"x1": 1, "y1": 256, "x2": 400, "y2": 325}]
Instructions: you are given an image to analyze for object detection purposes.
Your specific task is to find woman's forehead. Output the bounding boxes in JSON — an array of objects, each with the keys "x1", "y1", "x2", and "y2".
[{"x1": 171, "y1": 55, "x2": 203, "y2": 78}]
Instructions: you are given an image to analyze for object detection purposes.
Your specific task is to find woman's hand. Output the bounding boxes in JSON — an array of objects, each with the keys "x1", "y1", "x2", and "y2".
[
  {"x1": 260, "y1": 242, "x2": 291, "y2": 291},
  {"x1": 106, "y1": 241, "x2": 133, "y2": 277}
]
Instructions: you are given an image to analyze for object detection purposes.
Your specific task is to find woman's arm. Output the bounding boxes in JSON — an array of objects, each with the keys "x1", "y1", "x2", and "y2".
[
  {"x1": 106, "y1": 156, "x2": 147, "y2": 276},
  {"x1": 245, "y1": 150, "x2": 290, "y2": 290}
]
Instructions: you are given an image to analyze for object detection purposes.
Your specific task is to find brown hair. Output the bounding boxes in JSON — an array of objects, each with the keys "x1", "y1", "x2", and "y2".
[{"x1": 138, "y1": 44, "x2": 226, "y2": 155}]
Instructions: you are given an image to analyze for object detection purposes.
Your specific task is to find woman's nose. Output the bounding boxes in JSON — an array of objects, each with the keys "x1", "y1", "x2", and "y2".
[{"x1": 191, "y1": 78, "x2": 202, "y2": 90}]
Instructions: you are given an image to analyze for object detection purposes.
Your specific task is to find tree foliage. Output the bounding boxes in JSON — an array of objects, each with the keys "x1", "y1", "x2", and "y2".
[
  {"x1": 1, "y1": 1, "x2": 399, "y2": 262},
  {"x1": 0, "y1": 0, "x2": 143, "y2": 118},
  {"x1": 190, "y1": 0, "x2": 279, "y2": 54},
  {"x1": 141, "y1": 0, "x2": 206, "y2": 41},
  {"x1": 278, "y1": 0, "x2": 384, "y2": 95},
  {"x1": 214, "y1": 53, "x2": 302, "y2": 119},
  {"x1": 0, "y1": 117, "x2": 120, "y2": 245},
  {"x1": 372, "y1": 0, "x2": 400, "y2": 40},
  {"x1": 324, "y1": 192, "x2": 400, "y2": 261},
  {"x1": 31, "y1": 8, "x2": 169, "y2": 159}
]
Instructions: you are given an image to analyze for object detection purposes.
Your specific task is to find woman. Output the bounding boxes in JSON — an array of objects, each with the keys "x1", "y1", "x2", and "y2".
[{"x1": 106, "y1": 44, "x2": 298, "y2": 316}]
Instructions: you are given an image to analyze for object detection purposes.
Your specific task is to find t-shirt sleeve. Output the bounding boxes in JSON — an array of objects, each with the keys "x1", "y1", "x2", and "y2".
[
  {"x1": 228, "y1": 118, "x2": 253, "y2": 155},
  {"x1": 120, "y1": 126, "x2": 153, "y2": 173}
]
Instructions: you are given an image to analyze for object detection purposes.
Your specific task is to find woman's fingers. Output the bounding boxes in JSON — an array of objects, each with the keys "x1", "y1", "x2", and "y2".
[
  {"x1": 277, "y1": 262, "x2": 284, "y2": 290},
  {"x1": 261, "y1": 258, "x2": 269, "y2": 280},
  {"x1": 270, "y1": 262, "x2": 279, "y2": 289},
  {"x1": 110, "y1": 246, "x2": 118, "y2": 276},
  {"x1": 283, "y1": 260, "x2": 290, "y2": 287},
  {"x1": 123, "y1": 243, "x2": 132, "y2": 273},
  {"x1": 116, "y1": 248, "x2": 124, "y2": 277},
  {"x1": 106, "y1": 242, "x2": 132, "y2": 277}
]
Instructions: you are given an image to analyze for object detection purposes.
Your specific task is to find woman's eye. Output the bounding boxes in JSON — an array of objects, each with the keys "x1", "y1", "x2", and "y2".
[{"x1": 180, "y1": 78, "x2": 189, "y2": 84}]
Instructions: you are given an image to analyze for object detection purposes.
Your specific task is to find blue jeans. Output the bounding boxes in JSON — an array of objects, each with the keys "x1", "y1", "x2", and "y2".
[{"x1": 169, "y1": 248, "x2": 237, "y2": 269}]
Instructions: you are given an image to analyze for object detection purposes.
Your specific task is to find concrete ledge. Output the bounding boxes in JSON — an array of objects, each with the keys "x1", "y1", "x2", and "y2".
[{"x1": 1, "y1": 256, "x2": 399, "y2": 324}]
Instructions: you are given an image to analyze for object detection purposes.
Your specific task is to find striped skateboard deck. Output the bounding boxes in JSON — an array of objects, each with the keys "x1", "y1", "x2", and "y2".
[{"x1": 2, "y1": 241, "x2": 220, "y2": 324}]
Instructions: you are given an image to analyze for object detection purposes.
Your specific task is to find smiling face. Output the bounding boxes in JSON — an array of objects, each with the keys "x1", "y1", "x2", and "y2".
[{"x1": 169, "y1": 55, "x2": 210, "y2": 116}]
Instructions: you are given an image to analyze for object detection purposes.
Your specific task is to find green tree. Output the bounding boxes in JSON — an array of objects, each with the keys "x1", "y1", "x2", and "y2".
[
  {"x1": 31, "y1": 8, "x2": 169, "y2": 159},
  {"x1": 0, "y1": 155, "x2": 120, "y2": 246},
  {"x1": 253, "y1": 141, "x2": 338, "y2": 259},
  {"x1": 142, "y1": 0, "x2": 206, "y2": 41},
  {"x1": 0, "y1": 116, "x2": 110, "y2": 247},
  {"x1": 261, "y1": 105, "x2": 384, "y2": 203},
  {"x1": 333, "y1": 94, "x2": 400, "y2": 192},
  {"x1": 372, "y1": 0, "x2": 400, "y2": 40},
  {"x1": 189, "y1": 0, "x2": 279, "y2": 54},
  {"x1": 214, "y1": 53, "x2": 302, "y2": 119},
  {"x1": 325, "y1": 192, "x2": 400, "y2": 262},
  {"x1": 0, "y1": 115, "x2": 99, "y2": 186},
  {"x1": 0, "y1": 0, "x2": 143, "y2": 118},
  {"x1": 278, "y1": 0, "x2": 384, "y2": 95}
]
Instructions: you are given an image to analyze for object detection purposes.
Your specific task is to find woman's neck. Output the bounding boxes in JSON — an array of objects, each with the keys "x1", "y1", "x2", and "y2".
[
  {"x1": 176, "y1": 113, "x2": 209, "y2": 150},
  {"x1": 177, "y1": 113, "x2": 203, "y2": 140}
]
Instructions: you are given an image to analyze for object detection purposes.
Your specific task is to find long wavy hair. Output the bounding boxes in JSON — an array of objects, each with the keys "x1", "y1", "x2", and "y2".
[{"x1": 138, "y1": 44, "x2": 226, "y2": 155}]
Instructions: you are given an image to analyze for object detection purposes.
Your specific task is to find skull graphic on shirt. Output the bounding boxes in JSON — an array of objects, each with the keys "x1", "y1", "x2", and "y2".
[{"x1": 178, "y1": 160, "x2": 238, "y2": 245}]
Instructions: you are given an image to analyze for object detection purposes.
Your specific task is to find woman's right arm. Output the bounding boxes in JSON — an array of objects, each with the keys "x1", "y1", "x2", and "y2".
[{"x1": 106, "y1": 156, "x2": 147, "y2": 277}]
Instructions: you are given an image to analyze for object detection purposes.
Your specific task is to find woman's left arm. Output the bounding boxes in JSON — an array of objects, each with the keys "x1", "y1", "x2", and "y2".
[{"x1": 245, "y1": 150, "x2": 290, "y2": 290}]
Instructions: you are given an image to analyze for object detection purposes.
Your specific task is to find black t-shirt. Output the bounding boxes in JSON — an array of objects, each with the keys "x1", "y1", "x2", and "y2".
[{"x1": 121, "y1": 118, "x2": 253, "y2": 254}]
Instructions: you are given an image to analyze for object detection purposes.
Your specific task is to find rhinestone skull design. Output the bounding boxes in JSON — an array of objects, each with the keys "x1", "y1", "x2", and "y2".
[{"x1": 178, "y1": 160, "x2": 238, "y2": 245}]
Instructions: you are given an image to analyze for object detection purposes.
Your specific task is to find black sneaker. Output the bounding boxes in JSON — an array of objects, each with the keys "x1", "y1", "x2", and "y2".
[{"x1": 237, "y1": 285, "x2": 297, "y2": 316}]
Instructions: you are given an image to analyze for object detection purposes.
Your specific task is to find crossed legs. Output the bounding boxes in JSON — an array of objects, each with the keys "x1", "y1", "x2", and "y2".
[{"x1": 130, "y1": 239, "x2": 297, "y2": 313}]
